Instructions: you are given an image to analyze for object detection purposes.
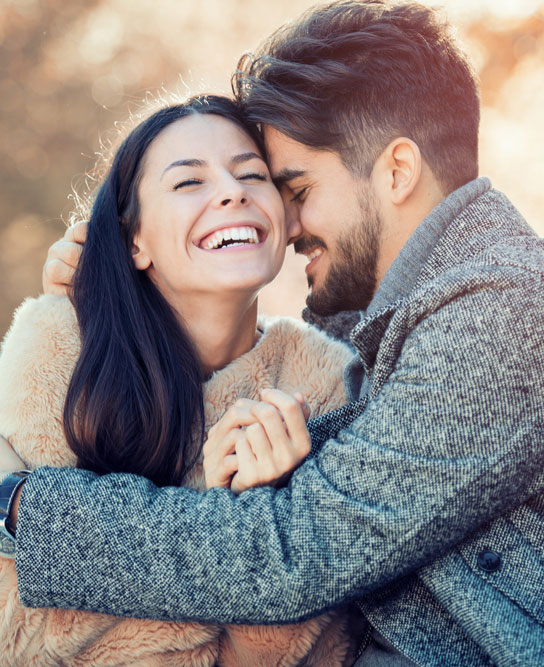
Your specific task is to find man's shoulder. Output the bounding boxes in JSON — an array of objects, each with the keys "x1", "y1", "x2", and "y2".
[
  {"x1": 414, "y1": 230, "x2": 544, "y2": 314},
  {"x1": 484, "y1": 233, "x2": 544, "y2": 278}
]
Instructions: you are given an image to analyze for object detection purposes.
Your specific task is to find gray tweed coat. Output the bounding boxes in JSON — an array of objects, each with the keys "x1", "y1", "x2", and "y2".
[{"x1": 14, "y1": 178, "x2": 544, "y2": 666}]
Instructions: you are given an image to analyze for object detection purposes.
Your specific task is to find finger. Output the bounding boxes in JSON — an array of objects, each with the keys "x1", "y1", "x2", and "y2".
[
  {"x1": 43, "y1": 258, "x2": 76, "y2": 287},
  {"x1": 260, "y1": 388, "x2": 311, "y2": 456},
  {"x1": 203, "y1": 427, "x2": 240, "y2": 462},
  {"x1": 64, "y1": 221, "x2": 88, "y2": 244},
  {"x1": 47, "y1": 239, "x2": 83, "y2": 269},
  {"x1": 207, "y1": 399, "x2": 261, "y2": 441},
  {"x1": 249, "y1": 402, "x2": 292, "y2": 463},
  {"x1": 221, "y1": 454, "x2": 238, "y2": 478},
  {"x1": 205, "y1": 454, "x2": 238, "y2": 489},
  {"x1": 232, "y1": 436, "x2": 258, "y2": 494},
  {"x1": 293, "y1": 392, "x2": 311, "y2": 421},
  {"x1": 245, "y1": 422, "x2": 274, "y2": 470},
  {"x1": 203, "y1": 429, "x2": 242, "y2": 489},
  {"x1": 204, "y1": 427, "x2": 240, "y2": 460}
]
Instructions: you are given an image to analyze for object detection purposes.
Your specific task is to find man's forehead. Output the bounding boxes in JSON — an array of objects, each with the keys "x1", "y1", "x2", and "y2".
[{"x1": 263, "y1": 125, "x2": 311, "y2": 180}]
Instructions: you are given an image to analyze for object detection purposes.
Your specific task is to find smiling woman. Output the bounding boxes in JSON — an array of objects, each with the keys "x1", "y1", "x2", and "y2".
[
  {"x1": 131, "y1": 112, "x2": 286, "y2": 335},
  {"x1": 0, "y1": 94, "x2": 357, "y2": 665}
]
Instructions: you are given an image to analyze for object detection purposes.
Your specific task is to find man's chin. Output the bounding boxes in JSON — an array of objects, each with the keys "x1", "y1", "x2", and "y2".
[{"x1": 306, "y1": 288, "x2": 346, "y2": 318}]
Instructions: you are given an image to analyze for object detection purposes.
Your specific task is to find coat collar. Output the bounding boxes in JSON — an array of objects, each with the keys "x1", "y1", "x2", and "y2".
[
  {"x1": 366, "y1": 177, "x2": 492, "y2": 318},
  {"x1": 346, "y1": 177, "x2": 493, "y2": 391}
]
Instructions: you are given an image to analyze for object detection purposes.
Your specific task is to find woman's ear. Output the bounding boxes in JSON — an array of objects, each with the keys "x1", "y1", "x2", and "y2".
[
  {"x1": 381, "y1": 137, "x2": 422, "y2": 206},
  {"x1": 132, "y1": 239, "x2": 152, "y2": 270}
]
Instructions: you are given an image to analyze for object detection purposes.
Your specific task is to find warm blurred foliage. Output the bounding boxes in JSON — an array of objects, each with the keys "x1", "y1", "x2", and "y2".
[{"x1": 1, "y1": 0, "x2": 544, "y2": 338}]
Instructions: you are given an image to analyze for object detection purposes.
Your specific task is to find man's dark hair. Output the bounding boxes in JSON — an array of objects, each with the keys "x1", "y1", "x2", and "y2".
[{"x1": 234, "y1": 0, "x2": 480, "y2": 194}]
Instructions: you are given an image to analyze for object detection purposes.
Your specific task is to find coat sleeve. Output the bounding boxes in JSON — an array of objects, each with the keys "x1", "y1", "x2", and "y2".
[{"x1": 15, "y1": 267, "x2": 544, "y2": 624}]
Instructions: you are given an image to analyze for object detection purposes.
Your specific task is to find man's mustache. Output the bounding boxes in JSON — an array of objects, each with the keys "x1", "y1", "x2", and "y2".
[{"x1": 293, "y1": 236, "x2": 327, "y2": 254}]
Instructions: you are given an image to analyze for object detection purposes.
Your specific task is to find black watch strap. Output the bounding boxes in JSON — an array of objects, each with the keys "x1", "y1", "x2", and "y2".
[{"x1": 0, "y1": 471, "x2": 30, "y2": 555}]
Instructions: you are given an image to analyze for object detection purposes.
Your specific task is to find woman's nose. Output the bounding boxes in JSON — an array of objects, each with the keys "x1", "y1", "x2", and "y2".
[
  {"x1": 215, "y1": 177, "x2": 248, "y2": 208},
  {"x1": 220, "y1": 194, "x2": 247, "y2": 207}
]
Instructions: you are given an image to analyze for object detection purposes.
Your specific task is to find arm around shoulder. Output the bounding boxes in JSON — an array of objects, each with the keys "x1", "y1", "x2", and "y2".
[{"x1": 15, "y1": 275, "x2": 544, "y2": 624}]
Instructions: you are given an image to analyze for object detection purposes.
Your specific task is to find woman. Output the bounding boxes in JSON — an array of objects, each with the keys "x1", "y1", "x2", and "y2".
[{"x1": 0, "y1": 96, "x2": 356, "y2": 665}]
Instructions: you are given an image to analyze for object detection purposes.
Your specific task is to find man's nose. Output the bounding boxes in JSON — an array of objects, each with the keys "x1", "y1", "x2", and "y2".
[{"x1": 286, "y1": 208, "x2": 303, "y2": 245}]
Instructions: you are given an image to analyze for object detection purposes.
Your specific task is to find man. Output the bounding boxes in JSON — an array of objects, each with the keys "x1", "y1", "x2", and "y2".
[{"x1": 1, "y1": 1, "x2": 544, "y2": 664}]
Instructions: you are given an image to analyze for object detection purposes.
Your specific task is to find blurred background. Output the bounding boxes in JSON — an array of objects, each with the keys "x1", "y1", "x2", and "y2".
[{"x1": 1, "y1": 0, "x2": 543, "y2": 338}]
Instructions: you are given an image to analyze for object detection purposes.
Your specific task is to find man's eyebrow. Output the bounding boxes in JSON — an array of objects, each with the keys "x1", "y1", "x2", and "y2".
[
  {"x1": 161, "y1": 159, "x2": 206, "y2": 180},
  {"x1": 272, "y1": 169, "x2": 306, "y2": 188}
]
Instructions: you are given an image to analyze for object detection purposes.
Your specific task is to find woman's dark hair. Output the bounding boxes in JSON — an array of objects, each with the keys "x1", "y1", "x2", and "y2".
[
  {"x1": 233, "y1": 0, "x2": 480, "y2": 194},
  {"x1": 63, "y1": 94, "x2": 262, "y2": 487}
]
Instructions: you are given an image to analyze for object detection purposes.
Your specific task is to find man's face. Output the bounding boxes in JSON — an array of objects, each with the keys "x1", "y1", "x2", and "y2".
[{"x1": 264, "y1": 127, "x2": 382, "y2": 315}]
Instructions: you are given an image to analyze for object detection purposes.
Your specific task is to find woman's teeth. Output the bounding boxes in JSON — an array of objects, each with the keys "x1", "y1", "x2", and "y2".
[
  {"x1": 306, "y1": 248, "x2": 324, "y2": 263},
  {"x1": 203, "y1": 226, "x2": 260, "y2": 250}
]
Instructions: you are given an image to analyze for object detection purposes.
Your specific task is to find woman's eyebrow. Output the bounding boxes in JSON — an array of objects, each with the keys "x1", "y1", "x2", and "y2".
[
  {"x1": 230, "y1": 152, "x2": 264, "y2": 165},
  {"x1": 160, "y1": 153, "x2": 263, "y2": 180},
  {"x1": 161, "y1": 159, "x2": 206, "y2": 180}
]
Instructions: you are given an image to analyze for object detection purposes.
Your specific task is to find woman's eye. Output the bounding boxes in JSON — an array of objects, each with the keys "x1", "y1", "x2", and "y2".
[
  {"x1": 173, "y1": 178, "x2": 202, "y2": 190},
  {"x1": 238, "y1": 172, "x2": 267, "y2": 182},
  {"x1": 290, "y1": 187, "x2": 308, "y2": 203}
]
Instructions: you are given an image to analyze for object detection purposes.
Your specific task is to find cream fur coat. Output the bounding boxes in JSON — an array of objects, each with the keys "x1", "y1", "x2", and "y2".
[{"x1": 0, "y1": 295, "x2": 356, "y2": 666}]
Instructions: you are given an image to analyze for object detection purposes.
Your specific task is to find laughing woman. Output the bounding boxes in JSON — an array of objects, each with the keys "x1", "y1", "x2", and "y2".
[{"x1": 0, "y1": 96, "x2": 356, "y2": 665}]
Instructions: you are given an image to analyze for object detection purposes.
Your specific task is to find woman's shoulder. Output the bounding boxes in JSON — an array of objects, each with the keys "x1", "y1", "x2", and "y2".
[
  {"x1": 0, "y1": 295, "x2": 80, "y2": 465},
  {"x1": 1, "y1": 294, "x2": 79, "y2": 363},
  {"x1": 257, "y1": 315, "x2": 353, "y2": 416},
  {"x1": 4, "y1": 293, "x2": 77, "y2": 335}
]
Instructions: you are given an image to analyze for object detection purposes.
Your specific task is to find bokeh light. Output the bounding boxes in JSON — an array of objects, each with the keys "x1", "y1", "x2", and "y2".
[{"x1": 1, "y1": 0, "x2": 543, "y2": 336}]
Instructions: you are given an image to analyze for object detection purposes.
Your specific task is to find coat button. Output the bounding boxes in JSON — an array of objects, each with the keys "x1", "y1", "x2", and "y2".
[{"x1": 477, "y1": 550, "x2": 502, "y2": 573}]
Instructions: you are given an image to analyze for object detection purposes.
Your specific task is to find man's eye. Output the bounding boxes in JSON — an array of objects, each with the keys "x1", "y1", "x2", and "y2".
[
  {"x1": 173, "y1": 179, "x2": 202, "y2": 190},
  {"x1": 239, "y1": 172, "x2": 267, "y2": 182},
  {"x1": 290, "y1": 187, "x2": 308, "y2": 203}
]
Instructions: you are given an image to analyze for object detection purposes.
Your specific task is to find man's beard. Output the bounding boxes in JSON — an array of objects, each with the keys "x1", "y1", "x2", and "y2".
[{"x1": 298, "y1": 191, "x2": 381, "y2": 317}]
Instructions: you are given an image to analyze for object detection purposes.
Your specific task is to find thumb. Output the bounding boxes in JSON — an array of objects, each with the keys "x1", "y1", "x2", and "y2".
[{"x1": 293, "y1": 392, "x2": 311, "y2": 421}]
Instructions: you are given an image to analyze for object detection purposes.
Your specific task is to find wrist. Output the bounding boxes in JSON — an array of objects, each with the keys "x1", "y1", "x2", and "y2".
[
  {"x1": 7, "y1": 482, "x2": 24, "y2": 533},
  {"x1": 0, "y1": 471, "x2": 30, "y2": 557}
]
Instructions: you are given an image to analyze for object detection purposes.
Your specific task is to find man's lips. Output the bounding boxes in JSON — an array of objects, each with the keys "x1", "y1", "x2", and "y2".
[
  {"x1": 298, "y1": 246, "x2": 325, "y2": 273},
  {"x1": 196, "y1": 223, "x2": 266, "y2": 250}
]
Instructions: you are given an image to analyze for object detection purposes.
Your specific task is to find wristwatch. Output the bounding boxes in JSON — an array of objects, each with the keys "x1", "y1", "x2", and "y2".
[{"x1": 0, "y1": 471, "x2": 30, "y2": 557}]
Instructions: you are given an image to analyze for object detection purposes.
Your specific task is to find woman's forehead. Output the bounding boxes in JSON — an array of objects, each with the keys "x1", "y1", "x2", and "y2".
[{"x1": 146, "y1": 114, "x2": 262, "y2": 169}]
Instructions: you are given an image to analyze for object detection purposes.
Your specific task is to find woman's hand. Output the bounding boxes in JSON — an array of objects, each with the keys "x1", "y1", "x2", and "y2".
[
  {"x1": 231, "y1": 390, "x2": 311, "y2": 494},
  {"x1": 203, "y1": 391, "x2": 311, "y2": 494},
  {"x1": 42, "y1": 221, "x2": 88, "y2": 295},
  {"x1": 203, "y1": 399, "x2": 260, "y2": 489},
  {"x1": 0, "y1": 434, "x2": 26, "y2": 471}
]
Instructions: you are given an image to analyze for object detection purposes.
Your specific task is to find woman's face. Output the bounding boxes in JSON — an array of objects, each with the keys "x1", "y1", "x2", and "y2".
[{"x1": 134, "y1": 113, "x2": 286, "y2": 307}]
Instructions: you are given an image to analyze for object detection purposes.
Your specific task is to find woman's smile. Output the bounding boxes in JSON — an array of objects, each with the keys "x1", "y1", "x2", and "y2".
[{"x1": 196, "y1": 222, "x2": 266, "y2": 251}]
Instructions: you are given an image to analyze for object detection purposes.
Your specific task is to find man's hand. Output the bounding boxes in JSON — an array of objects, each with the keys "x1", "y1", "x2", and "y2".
[
  {"x1": 42, "y1": 221, "x2": 88, "y2": 295},
  {"x1": 203, "y1": 391, "x2": 311, "y2": 493}
]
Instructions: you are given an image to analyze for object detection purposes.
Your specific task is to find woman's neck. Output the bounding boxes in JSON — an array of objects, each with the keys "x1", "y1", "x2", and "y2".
[{"x1": 174, "y1": 294, "x2": 260, "y2": 376}]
